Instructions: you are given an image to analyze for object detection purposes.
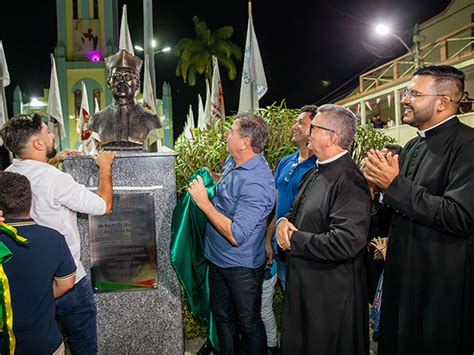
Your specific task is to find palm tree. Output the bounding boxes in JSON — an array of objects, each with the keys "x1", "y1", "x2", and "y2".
[{"x1": 174, "y1": 16, "x2": 242, "y2": 86}]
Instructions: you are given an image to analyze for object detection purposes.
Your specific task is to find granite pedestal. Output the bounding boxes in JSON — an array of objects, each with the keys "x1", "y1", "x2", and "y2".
[{"x1": 62, "y1": 151, "x2": 183, "y2": 354}]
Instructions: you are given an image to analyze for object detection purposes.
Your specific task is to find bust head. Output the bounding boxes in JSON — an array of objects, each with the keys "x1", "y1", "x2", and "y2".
[{"x1": 105, "y1": 50, "x2": 143, "y2": 105}]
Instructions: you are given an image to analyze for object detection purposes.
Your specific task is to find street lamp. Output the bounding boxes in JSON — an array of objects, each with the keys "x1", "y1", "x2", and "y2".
[
  {"x1": 134, "y1": 45, "x2": 171, "y2": 55},
  {"x1": 375, "y1": 23, "x2": 422, "y2": 67}
]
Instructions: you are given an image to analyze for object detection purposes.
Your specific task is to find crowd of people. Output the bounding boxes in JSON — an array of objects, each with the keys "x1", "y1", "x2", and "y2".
[{"x1": 0, "y1": 63, "x2": 473, "y2": 355}]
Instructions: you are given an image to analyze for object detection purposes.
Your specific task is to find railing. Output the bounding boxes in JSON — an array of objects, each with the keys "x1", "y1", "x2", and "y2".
[{"x1": 359, "y1": 23, "x2": 474, "y2": 93}]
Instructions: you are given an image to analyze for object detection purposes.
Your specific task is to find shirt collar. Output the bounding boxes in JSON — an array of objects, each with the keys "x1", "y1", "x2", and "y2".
[
  {"x1": 294, "y1": 149, "x2": 317, "y2": 164},
  {"x1": 231, "y1": 153, "x2": 264, "y2": 170},
  {"x1": 316, "y1": 150, "x2": 348, "y2": 166},
  {"x1": 12, "y1": 158, "x2": 49, "y2": 167},
  {"x1": 417, "y1": 115, "x2": 456, "y2": 138}
]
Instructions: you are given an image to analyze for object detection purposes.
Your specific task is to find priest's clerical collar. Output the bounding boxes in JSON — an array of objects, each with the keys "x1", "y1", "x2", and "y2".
[
  {"x1": 316, "y1": 150, "x2": 348, "y2": 166},
  {"x1": 417, "y1": 115, "x2": 456, "y2": 138}
]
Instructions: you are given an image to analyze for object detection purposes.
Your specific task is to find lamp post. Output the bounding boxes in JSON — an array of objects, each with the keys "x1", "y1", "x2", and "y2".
[
  {"x1": 375, "y1": 24, "x2": 422, "y2": 68},
  {"x1": 135, "y1": 45, "x2": 171, "y2": 55}
]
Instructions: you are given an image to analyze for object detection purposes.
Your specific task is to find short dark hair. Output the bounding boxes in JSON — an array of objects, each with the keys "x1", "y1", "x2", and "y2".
[
  {"x1": 0, "y1": 172, "x2": 32, "y2": 218},
  {"x1": 300, "y1": 105, "x2": 319, "y2": 120},
  {"x1": 1, "y1": 113, "x2": 44, "y2": 156},
  {"x1": 413, "y1": 65, "x2": 465, "y2": 102},
  {"x1": 383, "y1": 143, "x2": 402, "y2": 156},
  {"x1": 235, "y1": 113, "x2": 269, "y2": 154}
]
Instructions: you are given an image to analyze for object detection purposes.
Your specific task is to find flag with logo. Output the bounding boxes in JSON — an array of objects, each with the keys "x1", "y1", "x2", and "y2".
[
  {"x1": 78, "y1": 81, "x2": 97, "y2": 155},
  {"x1": 238, "y1": 1, "x2": 267, "y2": 114},
  {"x1": 47, "y1": 54, "x2": 66, "y2": 148}
]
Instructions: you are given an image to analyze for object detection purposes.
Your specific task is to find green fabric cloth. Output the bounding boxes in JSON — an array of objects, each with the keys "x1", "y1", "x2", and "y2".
[{"x1": 170, "y1": 168, "x2": 219, "y2": 349}]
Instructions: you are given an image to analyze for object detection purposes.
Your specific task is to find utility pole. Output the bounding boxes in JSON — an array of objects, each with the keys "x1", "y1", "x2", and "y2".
[{"x1": 412, "y1": 23, "x2": 424, "y2": 68}]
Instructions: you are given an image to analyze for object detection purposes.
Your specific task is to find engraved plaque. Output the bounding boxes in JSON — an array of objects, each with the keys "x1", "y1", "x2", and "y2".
[{"x1": 90, "y1": 193, "x2": 158, "y2": 292}]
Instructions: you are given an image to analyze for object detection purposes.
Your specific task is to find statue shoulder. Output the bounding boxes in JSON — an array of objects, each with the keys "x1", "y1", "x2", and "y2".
[
  {"x1": 92, "y1": 105, "x2": 116, "y2": 119},
  {"x1": 134, "y1": 105, "x2": 162, "y2": 127}
]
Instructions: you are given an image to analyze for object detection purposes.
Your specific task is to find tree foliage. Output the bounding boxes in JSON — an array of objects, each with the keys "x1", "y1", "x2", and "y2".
[{"x1": 174, "y1": 16, "x2": 242, "y2": 86}]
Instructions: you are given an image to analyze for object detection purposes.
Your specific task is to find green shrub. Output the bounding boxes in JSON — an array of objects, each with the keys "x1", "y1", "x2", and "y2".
[{"x1": 350, "y1": 125, "x2": 396, "y2": 165}]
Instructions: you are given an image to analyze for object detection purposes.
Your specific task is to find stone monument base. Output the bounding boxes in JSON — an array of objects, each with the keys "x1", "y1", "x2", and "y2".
[{"x1": 62, "y1": 151, "x2": 183, "y2": 354}]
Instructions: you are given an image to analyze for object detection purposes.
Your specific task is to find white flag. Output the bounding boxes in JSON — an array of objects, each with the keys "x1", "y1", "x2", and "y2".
[
  {"x1": 204, "y1": 79, "x2": 211, "y2": 126},
  {"x1": 365, "y1": 101, "x2": 373, "y2": 111},
  {"x1": 387, "y1": 94, "x2": 392, "y2": 108},
  {"x1": 238, "y1": 2, "x2": 267, "y2": 114},
  {"x1": 0, "y1": 41, "x2": 10, "y2": 87},
  {"x1": 119, "y1": 5, "x2": 134, "y2": 55},
  {"x1": 94, "y1": 96, "x2": 100, "y2": 113},
  {"x1": 197, "y1": 94, "x2": 206, "y2": 129},
  {"x1": 210, "y1": 56, "x2": 225, "y2": 120},
  {"x1": 143, "y1": 57, "x2": 156, "y2": 113},
  {"x1": 0, "y1": 40, "x2": 10, "y2": 145},
  {"x1": 47, "y1": 54, "x2": 66, "y2": 146},
  {"x1": 187, "y1": 104, "x2": 195, "y2": 130},
  {"x1": 182, "y1": 122, "x2": 191, "y2": 140},
  {"x1": 77, "y1": 82, "x2": 97, "y2": 155}
]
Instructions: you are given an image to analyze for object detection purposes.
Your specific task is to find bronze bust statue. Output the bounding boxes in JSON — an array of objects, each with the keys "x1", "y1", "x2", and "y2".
[{"x1": 88, "y1": 49, "x2": 162, "y2": 149}]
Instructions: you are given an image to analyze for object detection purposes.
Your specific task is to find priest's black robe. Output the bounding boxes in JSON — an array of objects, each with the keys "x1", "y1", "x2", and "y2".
[
  {"x1": 280, "y1": 153, "x2": 371, "y2": 355},
  {"x1": 378, "y1": 117, "x2": 474, "y2": 355}
]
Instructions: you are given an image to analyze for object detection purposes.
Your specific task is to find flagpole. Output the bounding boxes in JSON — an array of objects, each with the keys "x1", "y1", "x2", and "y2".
[
  {"x1": 57, "y1": 125, "x2": 63, "y2": 151},
  {"x1": 248, "y1": 0, "x2": 254, "y2": 113}
]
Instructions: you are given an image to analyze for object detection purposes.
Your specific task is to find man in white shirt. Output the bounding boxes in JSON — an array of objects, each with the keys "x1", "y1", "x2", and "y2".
[{"x1": 1, "y1": 112, "x2": 115, "y2": 354}]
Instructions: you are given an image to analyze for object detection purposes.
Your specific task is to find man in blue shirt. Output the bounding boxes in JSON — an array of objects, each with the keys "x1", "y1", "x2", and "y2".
[
  {"x1": 261, "y1": 105, "x2": 317, "y2": 353},
  {"x1": 188, "y1": 113, "x2": 275, "y2": 355},
  {"x1": 0, "y1": 171, "x2": 76, "y2": 354}
]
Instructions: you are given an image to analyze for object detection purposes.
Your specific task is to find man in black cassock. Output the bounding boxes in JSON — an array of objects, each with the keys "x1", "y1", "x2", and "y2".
[
  {"x1": 364, "y1": 65, "x2": 474, "y2": 355},
  {"x1": 276, "y1": 104, "x2": 371, "y2": 355}
]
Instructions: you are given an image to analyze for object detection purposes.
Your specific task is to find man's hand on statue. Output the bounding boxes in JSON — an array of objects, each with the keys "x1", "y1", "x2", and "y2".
[
  {"x1": 0, "y1": 210, "x2": 4, "y2": 223},
  {"x1": 93, "y1": 151, "x2": 116, "y2": 170},
  {"x1": 363, "y1": 149, "x2": 399, "y2": 190},
  {"x1": 276, "y1": 219, "x2": 297, "y2": 251},
  {"x1": 58, "y1": 149, "x2": 84, "y2": 157},
  {"x1": 187, "y1": 176, "x2": 210, "y2": 209},
  {"x1": 48, "y1": 149, "x2": 84, "y2": 167}
]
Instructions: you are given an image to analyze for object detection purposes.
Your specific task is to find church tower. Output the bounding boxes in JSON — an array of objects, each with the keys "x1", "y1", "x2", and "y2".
[{"x1": 54, "y1": 0, "x2": 118, "y2": 148}]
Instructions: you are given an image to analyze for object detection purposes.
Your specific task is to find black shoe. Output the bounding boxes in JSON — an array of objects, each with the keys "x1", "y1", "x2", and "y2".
[
  {"x1": 198, "y1": 339, "x2": 215, "y2": 355},
  {"x1": 372, "y1": 331, "x2": 380, "y2": 342},
  {"x1": 267, "y1": 345, "x2": 280, "y2": 354}
]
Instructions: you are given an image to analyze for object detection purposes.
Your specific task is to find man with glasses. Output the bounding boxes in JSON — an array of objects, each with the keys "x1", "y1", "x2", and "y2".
[
  {"x1": 259, "y1": 105, "x2": 317, "y2": 353},
  {"x1": 89, "y1": 49, "x2": 162, "y2": 148},
  {"x1": 364, "y1": 65, "x2": 474, "y2": 354},
  {"x1": 276, "y1": 104, "x2": 371, "y2": 355},
  {"x1": 188, "y1": 113, "x2": 275, "y2": 355}
]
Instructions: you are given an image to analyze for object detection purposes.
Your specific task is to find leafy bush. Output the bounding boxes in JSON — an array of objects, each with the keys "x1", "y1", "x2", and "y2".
[
  {"x1": 350, "y1": 125, "x2": 396, "y2": 165},
  {"x1": 259, "y1": 100, "x2": 299, "y2": 171},
  {"x1": 175, "y1": 119, "x2": 231, "y2": 192}
]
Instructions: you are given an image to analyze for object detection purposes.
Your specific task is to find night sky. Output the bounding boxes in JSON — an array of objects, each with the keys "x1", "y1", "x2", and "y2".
[{"x1": 0, "y1": 0, "x2": 450, "y2": 137}]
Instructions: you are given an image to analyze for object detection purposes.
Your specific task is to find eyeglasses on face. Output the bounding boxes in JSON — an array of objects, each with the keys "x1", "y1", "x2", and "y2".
[
  {"x1": 402, "y1": 89, "x2": 452, "y2": 102},
  {"x1": 111, "y1": 71, "x2": 137, "y2": 82},
  {"x1": 309, "y1": 124, "x2": 337, "y2": 135}
]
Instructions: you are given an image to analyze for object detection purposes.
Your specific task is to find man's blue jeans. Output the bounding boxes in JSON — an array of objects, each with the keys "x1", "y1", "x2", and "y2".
[
  {"x1": 55, "y1": 277, "x2": 97, "y2": 354},
  {"x1": 208, "y1": 262, "x2": 266, "y2": 355}
]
